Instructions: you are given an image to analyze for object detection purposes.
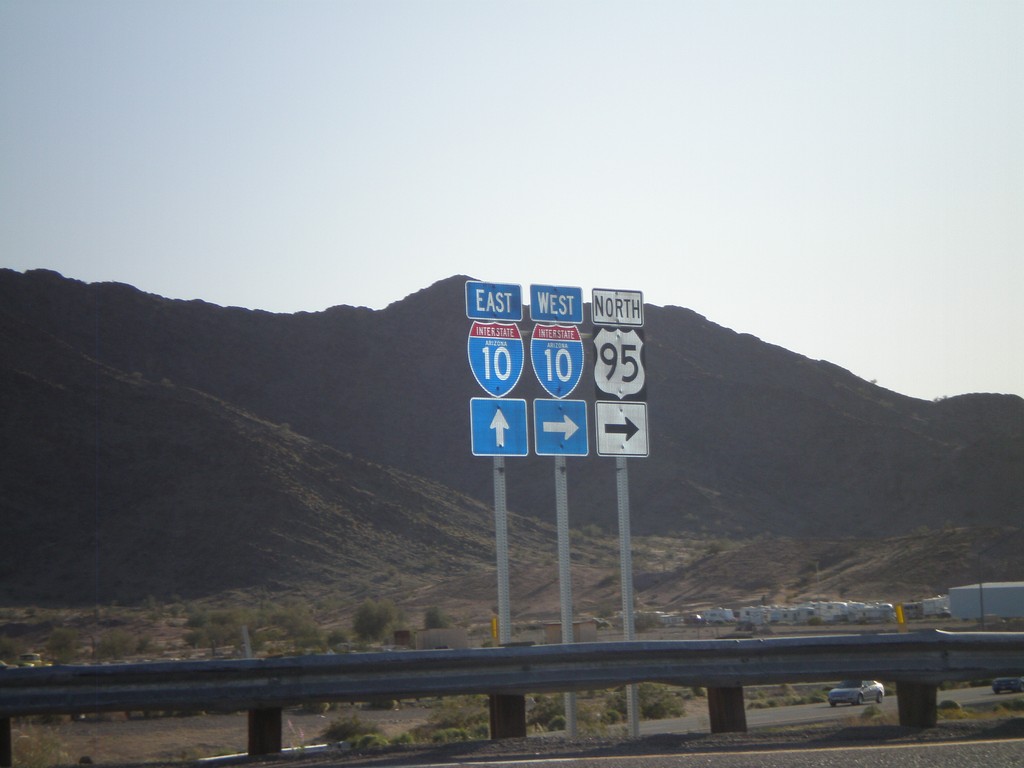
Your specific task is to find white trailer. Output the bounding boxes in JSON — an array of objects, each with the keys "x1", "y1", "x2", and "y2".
[{"x1": 703, "y1": 608, "x2": 736, "y2": 624}]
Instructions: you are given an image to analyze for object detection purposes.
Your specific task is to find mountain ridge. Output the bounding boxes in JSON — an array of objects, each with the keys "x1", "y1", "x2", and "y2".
[{"x1": 1, "y1": 268, "x2": 1021, "y2": 612}]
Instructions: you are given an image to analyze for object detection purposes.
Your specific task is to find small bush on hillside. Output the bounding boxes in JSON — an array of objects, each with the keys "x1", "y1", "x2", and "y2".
[
  {"x1": 320, "y1": 714, "x2": 380, "y2": 743},
  {"x1": 606, "y1": 683, "x2": 684, "y2": 720},
  {"x1": 527, "y1": 694, "x2": 565, "y2": 731},
  {"x1": 95, "y1": 629, "x2": 136, "y2": 660},
  {"x1": 859, "y1": 705, "x2": 878, "y2": 720},
  {"x1": 431, "y1": 727, "x2": 472, "y2": 743},
  {"x1": 352, "y1": 733, "x2": 389, "y2": 749},
  {"x1": 937, "y1": 700, "x2": 970, "y2": 720},
  {"x1": 998, "y1": 697, "x2": 1024, "y2": 712},
  {"x1": 46, "y1": 627, "x2": 79, "y2": 663},
  {"x1": 13, "y1": 722, "x2": 67, "y2": 768}
]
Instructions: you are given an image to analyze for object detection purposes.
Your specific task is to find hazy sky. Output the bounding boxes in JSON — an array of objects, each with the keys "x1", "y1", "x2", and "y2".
[{"x1": 2, "y1": 1, "x2": 1021, "y2": 401}]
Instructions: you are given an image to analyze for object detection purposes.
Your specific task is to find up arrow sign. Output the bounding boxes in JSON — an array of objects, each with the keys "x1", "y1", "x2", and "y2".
[{"x1": 490, "y1": 408, "x2": 511, "y2": 447}]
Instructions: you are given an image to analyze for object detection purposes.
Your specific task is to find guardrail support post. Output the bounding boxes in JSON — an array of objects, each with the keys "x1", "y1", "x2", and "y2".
[
  {"x1": 896, "y1": 681, "x2": 937, "y2": 728},
  {"x1": 707, "y1": 686, "x2": 747, "y2": 733},
  {"x1": 1, "y1": 717, "x2": 11, "y2": 768},
  {"x1": 247, "y1": 707, "x2": 282, "y2": 755},
  {"x1": 488, "y1": 694, "x2": 527, "y2": 739}
]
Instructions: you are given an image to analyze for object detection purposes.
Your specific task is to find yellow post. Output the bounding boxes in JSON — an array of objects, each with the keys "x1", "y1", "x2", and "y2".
[
  {"x1": 491, "y1": 615, "x2": 498, "y2": 641},
  {"x1": 895, "y1": 603, "x2": 907, "y2": 632}
]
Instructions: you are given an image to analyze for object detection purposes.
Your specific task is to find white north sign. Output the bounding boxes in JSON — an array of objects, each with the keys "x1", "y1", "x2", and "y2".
[{"x1": 591, "y1": 288, "x2": 644, "y2": 327}]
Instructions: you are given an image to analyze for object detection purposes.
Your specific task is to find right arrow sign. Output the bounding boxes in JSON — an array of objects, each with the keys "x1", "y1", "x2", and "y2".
[{"x1": 595, "y1": 401, "x2": 649, "y2": 457}]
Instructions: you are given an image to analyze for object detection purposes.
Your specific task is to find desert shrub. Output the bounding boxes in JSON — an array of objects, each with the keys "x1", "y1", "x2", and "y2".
[
  {"x1": 13, "y1": 722, "x2": 67, "y2": 768},
  {"x1": 423, "y1": 606, "x2": 452, "y2": 629},
  {"x1": 0, "y1": 635, "x2": 23, "y2": 663},
  {"x1": 265, "y1": 602, "x2": 324, "y2": 651},
  {"x1": 859, "y1": 704, "x2": 885, "y2": 721},
  {"x1": 352, "y1": 733, "x2": 389, "y2": 749},
  {"x1": 352, "y1": 599, "x2": 400, "y2": 642},
  {"x1": 427, "y1": 695, "x2": 489, "y2": 730},
  {"x1": 320, "y1": 714, "x2": 380, "y2": 743},
  {"x1": 998, "y1": 697, "x2": 1024, "y2": 712},
  {"x1": 606, "y1": 683, "x2": 684, "y2": 720},
  {"x1": 527, "y1": 694, "x2": 565, "y2": 731},
  {"x1": 937, "y1": 700, "x2": 969, "y2": 719},
  {"x1": 95, "y1": 629, "x2": 136, "y2": 660},
  {"x1": 326, "y1": 628, "x2": 349, "y2": 648},
  {"x1": 46, "y1": 627, "x2": 79, "y2": 663},
  {"x1": 184, "y1": 608, "x2": 251, "y2": 655},
  {"x1": 431, "y1": 727, "x2": 472, "y2": 743},
  {"x1": 633, "y1": 613, "x2": 661, "y2": 632}
]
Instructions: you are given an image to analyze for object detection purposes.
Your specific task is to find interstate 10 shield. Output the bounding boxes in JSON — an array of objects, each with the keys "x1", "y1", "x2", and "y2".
[
  {"x1": 530, "y1": 324, "x2": 584, "y2": 398},
  {"x1": 467, "y1": 321, "x2": 524, "y2": 397}
]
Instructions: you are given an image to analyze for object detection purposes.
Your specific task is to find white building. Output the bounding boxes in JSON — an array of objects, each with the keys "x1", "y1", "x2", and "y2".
[{"x1": 950, "y1": 582, "x2": 1024, "y2": 620}]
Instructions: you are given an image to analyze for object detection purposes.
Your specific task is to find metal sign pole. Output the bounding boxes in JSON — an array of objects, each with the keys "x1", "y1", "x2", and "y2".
[
  {"x1": 554, "y1": 455, "x2": 578, "y2": 737},
  {"x1": 616, "y1": 456, "x2": 640, "y2": 738},
  {"x1": 493, "y1": 457, "x2": 512, "y2": 646}
]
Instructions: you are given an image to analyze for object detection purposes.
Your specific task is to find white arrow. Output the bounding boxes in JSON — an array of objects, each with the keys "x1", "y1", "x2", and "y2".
[
  {"x1": 543, "y1": 413, "x2": 579, "y2": 441},
  {"x1": 490, "y1": 407, "x2": 510, "y2": 447}
]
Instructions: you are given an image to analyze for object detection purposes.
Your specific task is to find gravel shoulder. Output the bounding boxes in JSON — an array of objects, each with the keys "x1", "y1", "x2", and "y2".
[{"x1": 133, "y1": 718, "x2": 1024, "y2": 768}]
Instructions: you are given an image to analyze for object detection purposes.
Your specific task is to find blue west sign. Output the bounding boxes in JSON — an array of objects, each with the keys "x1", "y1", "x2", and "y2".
[{"x1": 529, "y1": 284, "x2": 583, "y2": 324}]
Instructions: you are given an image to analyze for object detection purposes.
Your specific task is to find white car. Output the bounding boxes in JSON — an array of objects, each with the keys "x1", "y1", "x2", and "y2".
[{"x1": 828, "y1": 679, "x2": 885, "y2": 706}]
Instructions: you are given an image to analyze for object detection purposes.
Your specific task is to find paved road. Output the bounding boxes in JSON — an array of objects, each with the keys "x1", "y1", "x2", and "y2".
[
  {"x1": 637, "y1": 685, "x2": 1007, "y2": 735},
  {"x1": 411, "y1": 741, "x2": 1024, "y2": 768}
]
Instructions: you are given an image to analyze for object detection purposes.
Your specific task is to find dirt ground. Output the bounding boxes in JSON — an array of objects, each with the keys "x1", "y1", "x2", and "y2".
[{"x1": 14, "y1": 705, "x2": 431, "y2": 765}]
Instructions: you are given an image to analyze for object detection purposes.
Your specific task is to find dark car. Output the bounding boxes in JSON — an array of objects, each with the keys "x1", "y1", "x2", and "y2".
[{"x1": 992, "y1": 677, "x2": 1024, "y2": 694}]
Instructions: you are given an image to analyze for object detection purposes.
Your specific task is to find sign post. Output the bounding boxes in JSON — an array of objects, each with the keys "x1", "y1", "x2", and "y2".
[
  {"x1": 530, "y1": 284, "x2": 585, "y2": 738},
  {"x1": 466, "y1": 281, "x2": 524, "y2": 647},
  {"x1": 592, "y1": 288, "x2": 647, "y2": 739}
]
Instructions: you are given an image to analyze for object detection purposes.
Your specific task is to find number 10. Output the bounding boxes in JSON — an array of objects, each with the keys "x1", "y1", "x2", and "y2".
[
  {"x1": 483, "y1": 345, "x2": 513, "y2": 381},
  {"x1": 542, "y1": 347, "x2": 573, "y2": 383}
]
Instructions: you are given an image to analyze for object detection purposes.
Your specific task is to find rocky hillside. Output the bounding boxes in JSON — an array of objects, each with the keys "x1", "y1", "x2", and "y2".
[{"x1": 1, "y1": 268, "x2": 1021, "y2": 610}]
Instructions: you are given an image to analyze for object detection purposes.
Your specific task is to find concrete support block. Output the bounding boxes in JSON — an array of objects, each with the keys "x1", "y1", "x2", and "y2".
[
  {"x1": 896, "y1": 681, "x2": 938, "y2": 728},
  {"x1": 707, "y1": 686, "x2": 748, "y2": 733},
  {"x1": 0, "y1": 717, "x2": 11, "y2": 768},
  {"x1": 247, "y1": 707, "x2": 283, "y2": 755},
  {"x1": 488, "y1": 693, "x2": 527, "y2": 739}
]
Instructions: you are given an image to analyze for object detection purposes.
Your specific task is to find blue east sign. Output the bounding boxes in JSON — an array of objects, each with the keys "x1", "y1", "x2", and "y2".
[
  {"x1": 529, "y1": 284, "x2": 583, "y2": 324},
  {"x1": 466, "y1": 281, "x2": 523, "y2": 322}
]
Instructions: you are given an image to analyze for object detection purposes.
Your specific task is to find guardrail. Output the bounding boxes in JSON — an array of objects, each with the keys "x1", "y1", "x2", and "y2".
[{"x1": 2, "y1": 630, "x2": 1022, "y2": 765}]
